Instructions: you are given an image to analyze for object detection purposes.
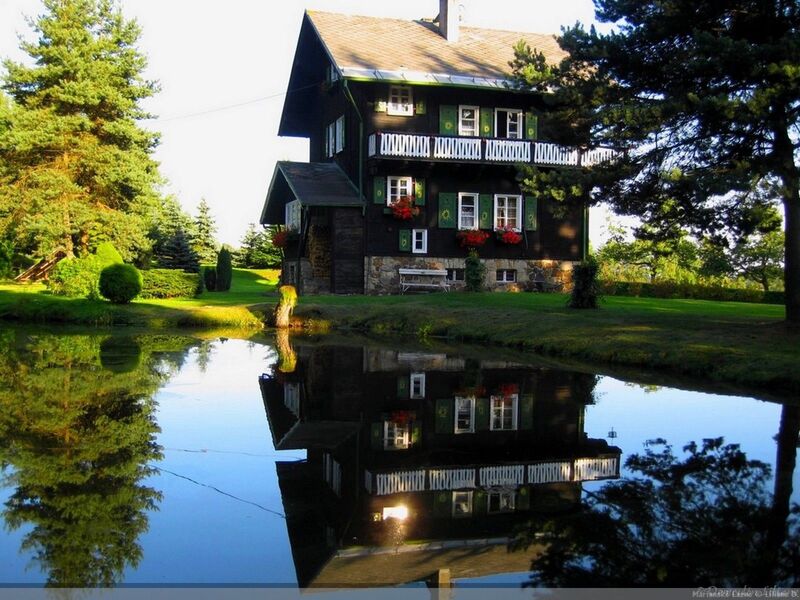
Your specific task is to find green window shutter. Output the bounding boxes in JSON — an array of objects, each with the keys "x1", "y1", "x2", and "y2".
[
  {"x1": 375, "y1": 98, "x2": 387, "y2": 112},
  {"x1": 475, "y1": 397, "x2": 490, "y2": 431},
  {"x1": 520, "y1": 394, "x2": 534, "y2": 430},
  {"x1": 433, "y1": 491, "x2": 451, "y2": 518},
  {"x1": 524, "y1": 196, "x2": 538, "y2": 231},
  {"x1": 371, "y1": 422, "x2": 383, "y2": 450},
  {"x1": 399, "y1": 229, "x2": 411, "y2": 252},
  {"x1": 373, "y1": 176, "x2": 386, "y2": 204},
  {"x1": 525, "y1": 112, "x2": 538, "y2": 140},
  {"x1": 411, "y1": 422, "x2": 422, "y2": 446},
  {"x1": 397, "y1": 376, "x2": 409, "y2": 398},
  {"x1": 415, "y1": 99, "x2": 426, "y2": 115},
  {"x1": 439, "y1": 105, "x2": 457, "y2": 135},
  {"x1": 480, "y1": 107, "x2": 494, "y2": 137},
  {"x1": 473, "y1": 490, "x2": 488, "y2": 515},
  {"x1": 435, "y1": 398, "x2": 454, "y2": 434},
  {"x1": 414, "y1": 179, "x2": 426, "y2": 206},
  {"x1": 516, "y1": 486, "x2": 531, "y2": 510},
  {"x1": 438, "y1": 193, "x2": 456, "y2": 228},
  {"x1": 479, "y1": 194, "x2": 493, "y2": 230}
]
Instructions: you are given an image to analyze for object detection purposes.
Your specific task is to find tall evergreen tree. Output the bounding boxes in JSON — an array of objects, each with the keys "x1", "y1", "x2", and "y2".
[
  {"x1": 157, "y1": 227, "x2": 199, "y2": 272},
  {"x1": 511, "y1": 0, "x2": 800, "y2": 324},
  {"x1": 235, "y1": 223, "x2": 281, "y2": 268},
  {"x1": 150, "y1": 195, "x2": 193, "y2": 266},
  {"x1": 191, "y1": 198, "x2": 217, "y2": 264},
  {"x1": 0, "y1": 0, "x2": 161, "y2": 260}
]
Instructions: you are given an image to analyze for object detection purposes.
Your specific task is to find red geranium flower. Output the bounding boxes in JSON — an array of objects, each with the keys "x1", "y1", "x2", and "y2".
[
  {"x1": 456, "y1": 230, "x2": 490, "y2": 248},
  {"x1": 390, "y1": 196, "x2": 420, "y2": 220}
]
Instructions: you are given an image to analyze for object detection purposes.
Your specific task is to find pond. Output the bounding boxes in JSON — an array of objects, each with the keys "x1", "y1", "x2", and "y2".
[{"x1": 0, "y1": 327, "x2": 796, "y2": 588}]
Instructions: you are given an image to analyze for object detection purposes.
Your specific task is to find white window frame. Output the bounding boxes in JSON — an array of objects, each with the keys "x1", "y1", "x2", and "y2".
[
  {"x1": 458, "y1": 105, "x2": 479, "y2": 137},
  {"x1": 493, "y1": 194, "x2": 522, "y2": 231},
  {"x1": 335, "y1": 115, "x2": 345, "y2": 153},
  {"x1": 285, "y1": 199, "x2": 301, "y2": 231},
  {"x1": 457, "y1": 192, "x2": 479, "y2": 230},
  {"x1": 452, "y1": 491, "x2": 474, "y2": 518},
  {"x1": 283, "y1": 383, "x2": 300, "y2": 417},
  {"x1": 488, "y1": 491, "x2": 516, "y2": 513},
  {"x1": 454, "y1": 396, "x2": 475, "y2": 434},
  {"x1": 446, "y1": 268, "x2": 465, "y2": 282},
  {"x1": 490, "y1": 393, "x2": 518, "y2": 431},
  {"x1": 411, "y1": 229, "x2": 428, "y2": 254},
  {"x1": 388, "y1": 85, "x2": 414, "y2": 116},
  {"x1": 325, "y1": 121, "x2": 336, "y2": 157},
  {"x1": 384, "y1": 421, "x2": 410, "y2": 450},
  {"x1": 496, "y1": 269, "x2": 517, "y2": 283},
  {"x1": 494, "y1": 108, "x2": 523, "y2": 139},
  {"x1": 410, "y1": 372, "x2": 426, "y2": 399},
  {"x1": 387, "y1": 176, "x2": 413, "y2": 206}
]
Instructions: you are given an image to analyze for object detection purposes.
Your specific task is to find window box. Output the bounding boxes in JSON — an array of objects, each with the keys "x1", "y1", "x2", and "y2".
[
  {"x1": 389, "y1": 196, "x2": 419, "y2": 220},
  {"x1": 456, "y1": 230, "x2": 490, "y2": 248},
  {"x1": 495, "y1": 227, "x2": 523, "y2": 245}
]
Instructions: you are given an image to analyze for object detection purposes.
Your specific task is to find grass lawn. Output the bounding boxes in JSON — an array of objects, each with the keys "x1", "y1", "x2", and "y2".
[
  {"x1": 294, "y1": 291, "x2": 798, "y2": 396},
  {"x1": 0, "y1": 268, "x2": 280, "y2": 329}
]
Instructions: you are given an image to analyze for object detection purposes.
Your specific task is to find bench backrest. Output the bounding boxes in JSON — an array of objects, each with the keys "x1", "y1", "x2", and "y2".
[{"x1": 398, "y1": 269, "x2": 448, "y2": 276}]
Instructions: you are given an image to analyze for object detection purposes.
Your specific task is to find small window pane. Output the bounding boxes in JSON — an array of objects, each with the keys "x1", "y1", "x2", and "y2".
[{"x1": 388, "y1": 85, "x2": 413, "y2": 116}]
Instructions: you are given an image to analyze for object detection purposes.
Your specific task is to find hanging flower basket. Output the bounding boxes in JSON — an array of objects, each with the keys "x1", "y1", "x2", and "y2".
[
  {"x1": 456, "y1": 230, "x2": 490, "y2": 248},
  {"x1": 389, "y1": 195, "x2": 420, "y2": 220},
  {"x1": 271, "y1": 230, "x2": 289, "y2": 248},
  {"x1": 495, "y1": 227, "x2": 523, "y2": 245},
  {"x1": 497, "y1": 383, "x2": 519, "y2": 398}
]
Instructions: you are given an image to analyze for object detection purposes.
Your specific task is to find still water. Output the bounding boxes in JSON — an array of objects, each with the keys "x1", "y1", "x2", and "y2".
[{"x1": 0, "y1": 328, "x2": 796, "y2": 587}]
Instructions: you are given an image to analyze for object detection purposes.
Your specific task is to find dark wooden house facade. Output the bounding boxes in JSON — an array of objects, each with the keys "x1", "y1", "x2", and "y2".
[{"x1": 261, "y1": 2, "x2": 613, "y2": 294}]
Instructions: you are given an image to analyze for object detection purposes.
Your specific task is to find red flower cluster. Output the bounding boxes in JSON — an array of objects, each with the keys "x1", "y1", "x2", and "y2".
[
  {"x1": 456, "y1": 229, "x2": 490, "y2": 248},
  {"x1": 390, "y1": 196, "x2": 420, "y2": 220},
  {"x1": 496, "y1": 227, "x2": 523, "y2": 245},
  {"x1": 497, "y1": 383, "x2": 519, "y2": 398},
  {"x1": 390, "y1": 410, "x2": 414, "y2": 425},
  {"x1": 271, "y1": 230, "x2": 289, "y2": 248}
]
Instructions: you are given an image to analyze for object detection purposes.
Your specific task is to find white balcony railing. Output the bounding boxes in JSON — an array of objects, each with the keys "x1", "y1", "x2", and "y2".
[
  {"x1": 581, "y1": 146, "x2": 617, "y2": 167},
  {"x1": 375, "y1": 469, "x2": 426, "y2": 495},
  {"x1": 429, "y1": 468, "x2": 476, "y2": 490},
  {"x1": 479, "y1": 464, "x2": 526, "y2": 487},
  {"x1": 485, "y1": 139, "x2": 531, "y2": 163},
  {"x1": 528, "y1": 461, "x2": 572, "y2": 484},
  {"x1": 433, "y1": 136, "x2": 482, "y2": 160},
  {"x1": 574, "y1": 457, "x2": 619, "y2": 481},
  {"x1": 380, "y1": 132, "x2": 430, "y2": 158}
]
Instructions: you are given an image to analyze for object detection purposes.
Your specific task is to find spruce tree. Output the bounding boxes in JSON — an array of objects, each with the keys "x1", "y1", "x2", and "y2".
[
  {"x1": 150, "y1": 196, "x2": 193, "y2": 266},
  {"x1": 192, "y1": 198, "x2": 218, "y2": 264},
  {"x1": 235, "y1": 223, "x2": 282, "y2": 268},
  {"x1": 158, "y1": 227, "x2": 199, "y2": 273},
  {"x1": 215, "y1": 247, "x2": 233, "y2": 291},
  {"x1": 0, "y1": 0, "x2": 161, "y2": 260}
]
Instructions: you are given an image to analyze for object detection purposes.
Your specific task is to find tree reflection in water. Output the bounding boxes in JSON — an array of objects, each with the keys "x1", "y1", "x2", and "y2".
[
  {"x1": 0, "y1": 331, "x2": 194, "y2": 587},
  {"x1": 512, "y1": 432, "x2": 800, "y2": 587}
]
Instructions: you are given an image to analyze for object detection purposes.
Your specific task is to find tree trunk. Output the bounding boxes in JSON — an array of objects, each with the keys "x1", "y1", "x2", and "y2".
[{"x1": 784, "y1": 194, "x2": 799, "y2": 324}]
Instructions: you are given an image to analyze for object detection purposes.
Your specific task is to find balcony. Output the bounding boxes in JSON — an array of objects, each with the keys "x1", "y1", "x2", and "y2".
[{"x1": 368, "y1": 131, "x2": 616, "y2": 168}]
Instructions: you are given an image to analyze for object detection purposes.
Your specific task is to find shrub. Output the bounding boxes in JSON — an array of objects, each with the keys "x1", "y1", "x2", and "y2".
[
  {"x1": 569, "y1": 257, "x2": 600, "y2": 309},
  {"x1": 599, "y1": 280, "x2": 784, "y2": 305},
  {"x1": 0, "y1": 241, "x2": 13, "y2": 279},
  {"x1": 215, "y1": 248, "x2": 233, "y2": 291},
  {"x1": 203, "y1": 266, "x2": 217, "y2": 292},
  {"x1": 99, "y1": 263, "x2": 143, "y2": 304},
  {"x1": 139, "y1": 269, "x2": 203, "y2": 299},
  {"x1": 95, "y1": 242, "x2": 124, "y2": 267},
  {"x1": 48, "y1": 256, "x2": 103, "y2": 298},
  {"x1": 465, "y1": 249, "x2": 486, "y2": 292}
]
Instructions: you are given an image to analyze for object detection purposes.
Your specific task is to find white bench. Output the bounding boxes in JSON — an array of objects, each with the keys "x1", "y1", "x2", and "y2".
[{"x1": 399, "y1": 268, "x2": 450, "y2": 294}]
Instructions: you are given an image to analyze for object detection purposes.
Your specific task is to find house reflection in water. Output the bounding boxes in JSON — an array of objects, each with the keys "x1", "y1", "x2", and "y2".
[{"x1": 259, "y1": 341, "x2": 621, "y2": 587}]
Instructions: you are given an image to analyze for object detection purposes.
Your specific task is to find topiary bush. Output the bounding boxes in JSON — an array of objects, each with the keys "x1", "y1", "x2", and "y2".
[
  {"x1": 465, "y1": 249, "x2": 486, "y2": 292},
  {"x1": 203, "y1": 266, "x2": 217, "y2": 292},
  {"x1": 569, "y1": 257, "x2": 600, "y2": 309},
  {"x1": 215, "y1": 248, "x2": 233, "y2": 291},
  {"x1": 95, "y1": 242, "x2": 124, "y2": 267},
  {"x1": 139, "y1": 269, "x2": 203, "y2": 299},
  {"x1": 48, "y1": 256, "x2": 103, "y2": 298},
  {"x1": 99, "y1": 263, "x2": 143, "y2": 304}
]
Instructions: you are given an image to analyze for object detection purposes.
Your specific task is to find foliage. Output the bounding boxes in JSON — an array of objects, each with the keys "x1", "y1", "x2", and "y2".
[
  {"x1": 95, "y1": 241, "x2": 124, "y2": 267},
  {"x1": 191, "y1": 198, "x2": 218, "y2": 263},
  {"x1": 464, "y1": 249, "x2": 486, "y2": 292},
  {"x1": 0, "y1": 240, "x2": 13, "y2": 279},
  {"x1": 511, "y1": 438, "x2": 800, "y2": 586},
  {"x1": 271, "y1": 284, "x2": 298, "y2": 328},
  {"x1": 456, "y1": 230, "x2": 489, "y2": 248},
  {"x1": 600, "y1": 281, "x2": 784, "y2": 305},
  {"x1": 203, "y1": 266, "x2": 217, "y2": 292},
  {"x1": 156, "y1": 227, "x2": 199, "y2": 272},
  {"x1": 235, "y1": 223, "x2": 282, "y2": 268},
  {"x1": 149, "y1": 196, "x2": 194, "y2": 266},
  {"x1": 215, "y1": 248, "x2": 233, "y2": 291},
  {"x1": 389, "y1": 196, "x2": 420, "y2": 220},
  {"x1": 46, "y1": 242, "x2": 123, "y2": 298},
  {"x1": 139, "y1": 268, "x2": 202, "y2": 299},
  {"x1": 99, "y1": 263, "x2": 142, "y2": 304},
  {"x1": 510, "y1": 0, "x2": 800, "y2": 323},
  {"x1": 568, "y1": 257, "x2": 600, "y2": 309},
  {"x1": 495, "y1": 227, "x2": 523, "y2": 245},
  {"x1": 729, "y1": 230, "x2": 785, "y2": 293},
  {"x1": 0, "y1": 0, "x2": 162, "y2": 260}
]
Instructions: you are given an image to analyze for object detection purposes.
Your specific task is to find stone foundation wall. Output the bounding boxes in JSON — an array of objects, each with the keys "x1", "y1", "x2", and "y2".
[
  {"x1": 364, "y1": 256, "x2": 576, "y2": 295},
  {"x1": 282, "y1": 259, "x2": 330, "y2": 295}
]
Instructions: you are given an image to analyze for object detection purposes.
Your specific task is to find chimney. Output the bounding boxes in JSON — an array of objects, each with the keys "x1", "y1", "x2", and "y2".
[{"x1": 439, "y1": 0, "x2": 459, "y2": 43}]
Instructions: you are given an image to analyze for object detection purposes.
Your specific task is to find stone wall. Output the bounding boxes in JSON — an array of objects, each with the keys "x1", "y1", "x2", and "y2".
[
  {"x1": 364, "y1": 256, "x2": 576, "y2": 295},
  {"x1": 282, "y1": 258, "x2": 330, "y2": 295}
]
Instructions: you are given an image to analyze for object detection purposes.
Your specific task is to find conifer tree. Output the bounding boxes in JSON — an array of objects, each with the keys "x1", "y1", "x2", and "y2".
[
  {"x1": 158, "y1": 227, "x2": 199, "y2": 272},
  {"x1": 191, "y1": 198, "x2": 218, "y2": 264},
  {"x1": 215, "y1": 247, "x2": 233, "y2": 291},
  {"x1": 235, "y1": 223, "x2": 281, "y2": 268}
]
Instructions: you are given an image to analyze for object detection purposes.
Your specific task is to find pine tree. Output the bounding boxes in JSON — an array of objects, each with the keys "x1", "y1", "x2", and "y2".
[
  {"x1": 150, "y1": 195, "x2": 193, "y2": 266},
  {"x1": 235, "y1": 223, "x2": 282, "y2": 268},
  {"x1": 158, "y1": 227, "x2": 199, "y2": 272},
  {"x1": 0, "y1": 0, "x2": 162, "y2": 260},
  {"x1": 191, "y1": 198, "x2": 217, "y2": 264}
]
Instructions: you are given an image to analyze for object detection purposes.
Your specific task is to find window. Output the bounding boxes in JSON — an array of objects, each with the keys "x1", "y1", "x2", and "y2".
[
  {"x1": 283, "y1": 383, "x2": 300, "y2": 417},
  {"x1": 325, "y1": 115, "x2": 344, "y2": 157},
  {"x1": 452, "y1": 491, "x2": 473, "y2": 517},
  {"x1": 494, "y1": 194, "x2": 522, "y2": 230},
  {"x1": 490, "y1": 394, "x2": 518, "y2": 431},
  {"x1": 285, "y1": 199, "x2": 301, "y2": 231},
  {"x1": 458, "y1": 105, "x2": 479, "y2": 136},
  {"x1": 410, "y1": 372, "x2": 426, "y2": 399},
  {"x1": 287, "y1": 264, "x2": 296, "y2": 284},
  {"x1": 495, "y1": 109, "x2": 523, "y2": 139},
  {"x1": 488, "y1": 491, "x2": 516, "y2": 513},
  {"x1": 384, "y1": 421, "x2": 409, "y2": 450},
  {"x1": 458, "y1": 192, "x2": 478, "y2": 230},
  {"x1": 335, "y1": 115, "x2": 345, "y2": 153},
  {"x1": 412, "y1": 229, "x2": 427, "y2": 254},
  {"x1": 326, "y1": 64, "x2": 340, "y2": 84},
  {"x1": 388, "y1": 85, "x2": 413, "y2": 116},
  {"x1": 387, "y1": 176, "x2": 413, "y2": 205},
  {"x1": 454, "y1": 396, "x2": 475, "y2": 433},
  {"x1": 496, "y1": 269, "x2": 517, "y2": 283},
  {"x1": 446, "y1": 268, "x2": 465, "y2": 282}
]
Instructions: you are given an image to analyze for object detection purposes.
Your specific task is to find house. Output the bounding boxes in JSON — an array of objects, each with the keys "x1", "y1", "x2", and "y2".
[
  {"x1": 261, "y1": 1, "x2": 611, "y2": 294},
  {"x1": 259, "y1": 339, "x2": 621, "y2": 586}
]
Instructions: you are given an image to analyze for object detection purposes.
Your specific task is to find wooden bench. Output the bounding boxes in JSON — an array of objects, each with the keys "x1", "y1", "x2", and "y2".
[{"x1": 399, "y1": 268, "x2": 450, "y2": 294}]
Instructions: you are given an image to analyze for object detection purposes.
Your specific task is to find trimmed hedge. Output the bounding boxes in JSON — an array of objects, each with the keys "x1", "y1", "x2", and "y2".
[
  {"x1": 99, "y1": 264, "x2": 142, "y2": 304},
  {"x1": 600, "y1": 280, "x2": 784, "y2": 304},
  {"x1": 140, "y1": 269, "x2": 203, "y2": 299}
]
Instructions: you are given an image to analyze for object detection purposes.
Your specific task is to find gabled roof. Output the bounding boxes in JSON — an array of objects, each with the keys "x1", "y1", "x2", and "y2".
[
  {"x1": 260, "y1": 161, "x2": 363, "y2": 224},
  {"x1": 307, "y1": 10, "x2": 566, "y2": 87}
]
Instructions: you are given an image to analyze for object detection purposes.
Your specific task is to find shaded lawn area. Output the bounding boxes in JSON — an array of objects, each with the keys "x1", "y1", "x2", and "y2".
[{"x1": 295, "y1": 292, "x2": 797, "y2": 395}]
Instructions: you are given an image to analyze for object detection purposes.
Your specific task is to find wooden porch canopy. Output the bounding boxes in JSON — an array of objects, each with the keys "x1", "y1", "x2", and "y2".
[{"x1": 260, "y1": 161, "x2": 364, "y2": 225}]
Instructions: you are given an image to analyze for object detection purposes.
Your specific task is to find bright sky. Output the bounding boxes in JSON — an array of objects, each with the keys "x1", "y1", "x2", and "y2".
[{"x1": 0, "y1": 0, "x2": 613, "y2": 246}]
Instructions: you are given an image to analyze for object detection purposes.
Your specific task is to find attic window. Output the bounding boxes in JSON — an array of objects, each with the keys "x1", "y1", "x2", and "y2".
[{"x1": 388, "y1": 85, "x2": 413, "y2": 116}]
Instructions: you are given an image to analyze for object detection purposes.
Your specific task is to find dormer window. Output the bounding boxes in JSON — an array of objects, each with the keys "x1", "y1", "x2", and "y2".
[{"x1": 388, "y1": 85, "x2": 414, "y2": 116}]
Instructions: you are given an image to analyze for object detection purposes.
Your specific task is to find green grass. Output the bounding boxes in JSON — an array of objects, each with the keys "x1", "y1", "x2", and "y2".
[
  {"x1": 294, "y1": 291, "x2": 797, "y2": 396},
  {"x1": 0, "y1": 268, "x2": 280, "y2": 329}
]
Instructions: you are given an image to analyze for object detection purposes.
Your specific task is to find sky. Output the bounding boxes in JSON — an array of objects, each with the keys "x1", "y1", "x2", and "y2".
[{"x1": 0, "y1": 0, "x2": 611, "y2": 246}]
